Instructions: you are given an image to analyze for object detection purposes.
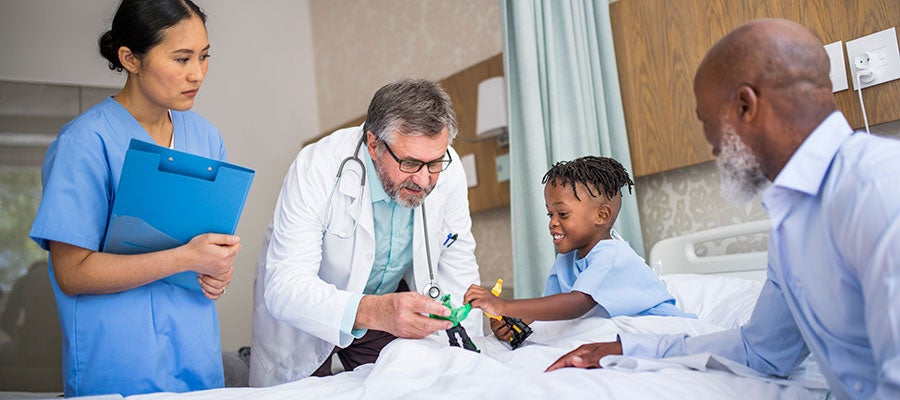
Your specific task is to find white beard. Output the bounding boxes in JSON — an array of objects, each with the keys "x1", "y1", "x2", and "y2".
[{"x1": 715, "y1": 123, "x2": 769, "y2": 206}]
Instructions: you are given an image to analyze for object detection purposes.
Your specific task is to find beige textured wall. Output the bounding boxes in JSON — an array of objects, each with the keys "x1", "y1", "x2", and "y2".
[
  {"x1": 309, "y1": 0, "x2": 503, "y2": 130},
  {"x1": 635, "y1": 161, "x2": 769, "y2": 257}
]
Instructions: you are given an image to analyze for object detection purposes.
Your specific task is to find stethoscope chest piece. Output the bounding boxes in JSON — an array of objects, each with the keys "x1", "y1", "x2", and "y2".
[{"x1": 423, "y1": 282, "x2": 442, "y2": 300}]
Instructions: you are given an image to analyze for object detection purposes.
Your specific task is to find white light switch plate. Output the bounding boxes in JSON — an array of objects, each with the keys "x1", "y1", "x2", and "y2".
[
  {"x1": 495, "y1": 153, "x2": 510, "y2": 182},
  {"x1": 824, "y1": 41, "x2": 848, "y2": 92},
  {"x1": 461, "y1": 153, "x2": 478, "y2": 188},
  {"x1": 845, "y1": 27, "x2": 900, "y2": 90}
]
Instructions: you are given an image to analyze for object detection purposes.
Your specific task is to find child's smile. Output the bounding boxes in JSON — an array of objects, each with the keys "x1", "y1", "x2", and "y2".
[{"x1": 544, "y1": 180, "x2": 610, "y2": 257}]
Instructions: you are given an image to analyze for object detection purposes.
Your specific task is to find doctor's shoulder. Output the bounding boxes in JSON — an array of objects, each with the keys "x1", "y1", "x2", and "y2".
[{"x1": 296, "y1": 126, "x2": 363, "y2": 169}]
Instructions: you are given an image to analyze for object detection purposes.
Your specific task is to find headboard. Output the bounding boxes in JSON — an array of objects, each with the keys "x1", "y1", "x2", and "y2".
[{"x1": 649, "y1": 219, "x2": 771, "y2": 281}]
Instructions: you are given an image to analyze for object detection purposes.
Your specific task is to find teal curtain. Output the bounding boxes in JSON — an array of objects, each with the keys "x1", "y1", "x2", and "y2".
[{"x1": 502, "y1": 0, "x2": 644, "y2": 299}]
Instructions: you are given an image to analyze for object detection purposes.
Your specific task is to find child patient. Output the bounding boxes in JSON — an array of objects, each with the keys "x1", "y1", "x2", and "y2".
[{"x1": 465, "y1": 156, "x2": 692, "y2": 342}]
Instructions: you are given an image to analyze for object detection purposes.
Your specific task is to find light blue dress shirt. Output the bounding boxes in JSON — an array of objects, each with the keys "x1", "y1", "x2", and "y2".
[
  {"x1": 621, "y1": 112, "x2": 900, "y2": 400},
  {"x1": 543, "y1": 239, "x2": 693, "y2": 318},
  {"x1": 339, "y1": 147, "x2": 415, "y2": 337},
  {"x1": 363, "y1": 150, "x2": 415, "y2": 295}
]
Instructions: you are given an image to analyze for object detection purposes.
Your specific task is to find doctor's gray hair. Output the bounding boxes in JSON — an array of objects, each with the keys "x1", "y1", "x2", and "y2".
[{"x1": 363, "y1": 78, "x2": 458, "y2": 145}]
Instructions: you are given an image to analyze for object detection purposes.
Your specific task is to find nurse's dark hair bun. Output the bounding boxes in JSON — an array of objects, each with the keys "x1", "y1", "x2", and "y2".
[{"x1": 97, "y1": 0, "x2": 207, "y2": 72}]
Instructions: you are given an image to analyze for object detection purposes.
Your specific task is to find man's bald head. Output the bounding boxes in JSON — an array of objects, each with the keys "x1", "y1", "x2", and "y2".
[
  {"x1": 695, "y1": 19, "x2": 835, "y2": 118},
  {"x1": 693, "y1": 19, "x2": 839, "y2": 182}
]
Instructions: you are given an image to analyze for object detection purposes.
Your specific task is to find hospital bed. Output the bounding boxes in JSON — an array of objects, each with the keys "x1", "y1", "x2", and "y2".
[{"x1": 9, "y1": 220, "x2": 830, "y2": 399}]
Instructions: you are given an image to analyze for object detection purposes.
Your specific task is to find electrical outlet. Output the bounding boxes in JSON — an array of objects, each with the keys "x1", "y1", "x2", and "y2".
[
  {"x1": 845, "y1": 27, "x2": 900, "y2": 90},
  {"x1": 824, "y1": 41, "x2": 849, "y2": 92}
]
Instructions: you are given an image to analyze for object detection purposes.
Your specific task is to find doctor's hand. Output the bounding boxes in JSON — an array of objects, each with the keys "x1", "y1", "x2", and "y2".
[
  {"x1": 544, "y1": 341, "x2": 623, "y2": 372},
  {"x1": 463, "y1": 284, "x2": 505, "y2": 318},
  {"x1": 355, "y1": 292, "x2": 453, "y2": 338}
]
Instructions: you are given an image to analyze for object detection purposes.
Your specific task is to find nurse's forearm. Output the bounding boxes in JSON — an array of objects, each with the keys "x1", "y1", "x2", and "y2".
[
  {"x1": 49, "y1": 241, "x2": 188, "y2": 295},
  {"x1": 49, "y1": 234, "x2": 239, "y2": 295}
]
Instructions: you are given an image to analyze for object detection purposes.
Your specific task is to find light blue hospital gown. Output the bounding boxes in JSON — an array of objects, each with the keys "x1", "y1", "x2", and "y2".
[
  {"x1": 543, "y1": 239, "x2": 692, "y2": 318},
  {"x1": 29, "y1": 97, "x2": 227, "y2": 397}
]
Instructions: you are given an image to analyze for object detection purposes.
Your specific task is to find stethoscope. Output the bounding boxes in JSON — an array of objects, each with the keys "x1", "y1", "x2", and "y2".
[{"x1": 324, "y1": 133, "x2": 442, "y2": 300}]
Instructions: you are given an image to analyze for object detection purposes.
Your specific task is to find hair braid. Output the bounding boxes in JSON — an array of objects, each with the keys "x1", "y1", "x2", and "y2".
[{"x1": 541, "y1": 156, "x2": 635, "y2": 201}]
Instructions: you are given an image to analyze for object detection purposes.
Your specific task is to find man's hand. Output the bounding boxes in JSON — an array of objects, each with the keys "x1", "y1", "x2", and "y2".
[
  {"x1": 356, "y1": 292, "x2": 453, "y2": 338},
  {"x1": 545, "y1": 341, "x2": 623, "y2": 372},
  {"x1": 464, "y1": 284, "x2": 505, "y2": 317}
]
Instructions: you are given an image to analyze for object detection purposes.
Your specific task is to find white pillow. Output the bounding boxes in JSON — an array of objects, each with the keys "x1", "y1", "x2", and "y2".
[{"x1": 660, "y1": 274, "x2": 764, "y2": 329}]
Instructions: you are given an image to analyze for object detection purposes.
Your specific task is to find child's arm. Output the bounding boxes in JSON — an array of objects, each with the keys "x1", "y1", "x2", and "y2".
[{"x1": 464, "y1": 284, "x2": 596, "y2": 322}]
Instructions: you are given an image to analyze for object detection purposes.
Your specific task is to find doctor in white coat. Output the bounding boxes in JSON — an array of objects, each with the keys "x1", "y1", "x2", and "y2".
[{"x1": 250, "y1": 79, "x2": 482, "y2": 386}]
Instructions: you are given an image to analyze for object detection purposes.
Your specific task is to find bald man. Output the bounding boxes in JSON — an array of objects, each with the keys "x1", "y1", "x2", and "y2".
[{"x1": 545, "y1": 19, "x2": 900, "y2": 399}]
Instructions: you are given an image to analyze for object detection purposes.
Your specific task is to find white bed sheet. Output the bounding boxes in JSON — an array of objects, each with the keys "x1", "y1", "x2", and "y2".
[{"x1": 127, "y1": 275, "x2": 828, "y2": 400}]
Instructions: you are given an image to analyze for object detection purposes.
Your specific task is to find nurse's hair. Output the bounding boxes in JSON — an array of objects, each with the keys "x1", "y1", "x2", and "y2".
[
  {"x1": 542, "y1": 156, "x2": 634, "y2": 201},
  {"x1": 364, "y1": 78, "x2": 459, "y2": 145},
  {"x1": 99, "y1": 0, "x2": 207, "y2": 72}
]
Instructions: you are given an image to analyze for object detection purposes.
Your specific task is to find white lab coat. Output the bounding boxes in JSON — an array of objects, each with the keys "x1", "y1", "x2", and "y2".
[{"x1": 249, "y1": 126, "x2": 482, "y2": 386}]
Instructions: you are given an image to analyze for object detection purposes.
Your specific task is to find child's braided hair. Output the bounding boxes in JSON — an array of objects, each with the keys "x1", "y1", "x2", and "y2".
[{"x1": 541, "y1": 156, "x2": 634, "y2": 201}]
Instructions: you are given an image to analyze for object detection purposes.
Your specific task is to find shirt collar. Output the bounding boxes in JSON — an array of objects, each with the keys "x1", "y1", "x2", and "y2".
[
  {"x1": 769, "y1": 111, "x2": 853, "y2": 196},
  {"x1": 364, "y1": 146, "x2": 391, "y2": 204}
]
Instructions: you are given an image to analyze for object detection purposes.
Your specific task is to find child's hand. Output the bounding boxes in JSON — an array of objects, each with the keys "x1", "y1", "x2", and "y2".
[
  {"x1": 464, "y1": 284, "x2": 505, "y2": 317},
  {"x1": 489, "y1": 317, "x2": 513, "y2": 341}
]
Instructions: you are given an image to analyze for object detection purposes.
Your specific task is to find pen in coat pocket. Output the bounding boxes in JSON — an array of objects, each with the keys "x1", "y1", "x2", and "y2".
[{"x1": 443, "y1": 233, "x2": 458, "y2": 247}]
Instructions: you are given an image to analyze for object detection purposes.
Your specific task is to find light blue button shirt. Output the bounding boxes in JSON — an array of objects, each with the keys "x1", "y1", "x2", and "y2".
[
  {"x1": 363, "y1": 151, "x2": 415, "y2": 295},
  {"x1": 339, "y1": 147, "x2": 414, "y2": 338},
  {"x1": 621, "y1": 112, "x2": 900, "y2": 400}
]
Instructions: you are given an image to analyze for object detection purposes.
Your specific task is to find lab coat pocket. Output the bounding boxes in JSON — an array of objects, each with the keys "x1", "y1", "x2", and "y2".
[{"x1": 324, "y1": 194, "x2": 361, "y2": 238}]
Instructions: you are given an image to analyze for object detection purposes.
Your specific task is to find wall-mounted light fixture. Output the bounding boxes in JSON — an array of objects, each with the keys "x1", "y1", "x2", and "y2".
[{"x1": 475, "y1": 76, "x2": 508, "y2": 146}]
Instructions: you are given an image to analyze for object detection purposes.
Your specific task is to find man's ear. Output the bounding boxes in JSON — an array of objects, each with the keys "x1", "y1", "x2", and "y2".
[
  {"x1": 118, "y1": 46, "x2": 140, "y2": 74},
  {"x1": 366, "y1": 130, "x2": 379, "y2": 157},
  {"x1": 736, "y1": 85, "x2": 759, "y2": 123}
]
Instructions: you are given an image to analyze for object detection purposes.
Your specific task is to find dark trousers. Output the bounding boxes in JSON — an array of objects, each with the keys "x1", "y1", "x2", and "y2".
[{"x1": 312, "y1": 280, "x2": 410, "y2": 376}]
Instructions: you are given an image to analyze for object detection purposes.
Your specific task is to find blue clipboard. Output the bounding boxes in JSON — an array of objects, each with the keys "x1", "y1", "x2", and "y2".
[{"x1": 102, "y1": 139, "x2": 254, "y2": 292}]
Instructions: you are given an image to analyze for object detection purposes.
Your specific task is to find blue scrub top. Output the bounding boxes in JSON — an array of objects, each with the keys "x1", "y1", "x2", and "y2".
[
  {"x1": 29, "y1": 98, "x2": 227, "y2": 397},
  {"x1": 543, "y1": 239, "x2": 693, "y2": 318}
]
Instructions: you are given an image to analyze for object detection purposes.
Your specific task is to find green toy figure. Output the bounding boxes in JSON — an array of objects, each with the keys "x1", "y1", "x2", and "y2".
[{"x1": 429, "y1": 294, "x2": 480, "y2": 353}]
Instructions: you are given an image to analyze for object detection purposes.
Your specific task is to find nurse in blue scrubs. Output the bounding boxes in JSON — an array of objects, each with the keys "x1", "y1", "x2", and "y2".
[{"x1": 28, "y1": 0, "x2": 241, "y2": 396}]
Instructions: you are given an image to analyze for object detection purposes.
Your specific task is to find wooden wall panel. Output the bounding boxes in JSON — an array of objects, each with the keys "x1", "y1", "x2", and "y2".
[
  {"x1": 307, "y1": 54, "x2": 508, "y2": 213},
  {"x1": 612, "y1": 0, "x2": 900, "y2": 177}
]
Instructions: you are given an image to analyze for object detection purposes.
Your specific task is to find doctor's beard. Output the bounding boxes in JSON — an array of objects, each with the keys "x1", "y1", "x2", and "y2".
[
  {"x1": 715, "y1": 123, "x2": 769, "y2": 206},
  {"x1": 375, "y1": 154, "x2": 434, "y2": 208}
]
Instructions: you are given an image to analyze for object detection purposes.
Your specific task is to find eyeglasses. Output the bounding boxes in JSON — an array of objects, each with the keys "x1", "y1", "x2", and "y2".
[{"x1": 381, "y1": 141, "x2": 452, "y2": 173}]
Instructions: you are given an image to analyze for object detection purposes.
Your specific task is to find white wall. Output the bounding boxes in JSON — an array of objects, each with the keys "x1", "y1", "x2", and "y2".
[
  {"x1": 0, "y1": 0, "x2": 320, "y2": 351},
  {"x1": 0, "y1": 1, "x2": 122, "y2": 87}
]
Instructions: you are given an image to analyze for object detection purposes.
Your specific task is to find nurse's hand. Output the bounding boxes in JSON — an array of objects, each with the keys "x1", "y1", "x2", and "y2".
[
  {"x1": 355, "y1": 292, "x2": 453, "y2": 338},
  {"x1": 183, "y1": 233, "x2": 241, "y2": 277},
  {"x1": 544, "y1": 341, "x2": 622, "y2": 372},
  {"x1": 184, "y1": 233, "x2": 240, "y2": 300},
  {"x1": 198, "y1": 271, "x2": 232, "y2": 300}
]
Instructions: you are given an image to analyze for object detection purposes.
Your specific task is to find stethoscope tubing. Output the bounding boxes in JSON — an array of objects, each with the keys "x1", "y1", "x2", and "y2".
[{"x1": 328, "y1": 132, "x2": 442, "y2": 299}]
